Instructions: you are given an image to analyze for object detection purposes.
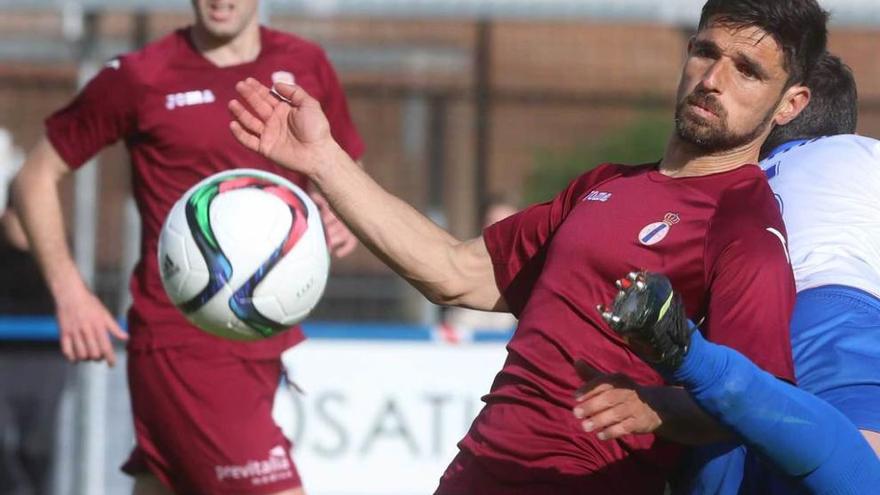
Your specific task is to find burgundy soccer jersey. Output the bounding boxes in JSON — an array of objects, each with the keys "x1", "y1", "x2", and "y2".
[
  {"x1": 45, "y1": 27, "x2": 363, "y2": 356},
  {"x1": 449, "y1": 163, "x2": 796, "y2": 493}
]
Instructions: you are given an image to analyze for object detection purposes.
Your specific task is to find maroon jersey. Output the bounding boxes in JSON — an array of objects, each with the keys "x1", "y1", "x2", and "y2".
[
  {"x1": 454, "y1": 163, "x2": 796, "y2": 493},
  {"x1": 45, "y1": 27, "x2": 363, "y2": 356}
]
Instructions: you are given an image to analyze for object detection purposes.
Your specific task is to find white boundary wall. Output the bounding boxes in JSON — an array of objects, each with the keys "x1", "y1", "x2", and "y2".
[{"x1": 276, "y1": 340, "x2": 507, "y2": 495}]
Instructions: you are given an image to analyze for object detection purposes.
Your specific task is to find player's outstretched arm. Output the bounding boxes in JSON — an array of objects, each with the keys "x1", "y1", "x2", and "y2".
[
  {"x1": 12, "y1": 137, "x2": 127, "y2": 366},
  {"x1": 229, "y1": 78, "x2": 503, "y2": 311}
]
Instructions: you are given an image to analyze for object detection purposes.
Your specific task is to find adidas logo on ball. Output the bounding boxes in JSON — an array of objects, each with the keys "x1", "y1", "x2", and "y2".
[
  {"x1": 161, "y1": 254, "x2": 180, "y2": 280},
  {"x1": 157, "y1": 169, "x2": 330, "y2": 340}
]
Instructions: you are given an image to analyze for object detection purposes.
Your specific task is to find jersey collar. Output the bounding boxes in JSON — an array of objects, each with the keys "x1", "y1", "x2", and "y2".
[{"x1": 765, "y1": 139, "x2": 811, "y2": 160}]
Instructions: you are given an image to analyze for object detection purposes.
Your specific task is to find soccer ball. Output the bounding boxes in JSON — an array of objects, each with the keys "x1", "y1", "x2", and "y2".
[{"x1": 158, "y1": 169, "x2": 329, "y2": 340}]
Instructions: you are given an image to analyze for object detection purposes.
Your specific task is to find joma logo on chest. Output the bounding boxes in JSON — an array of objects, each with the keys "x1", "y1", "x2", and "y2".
[
  {"x1": 166, "y1": 90, "x2": 216, "y2": 110},
  {"x1": 583, "y1": 190, "x2": 612, "y2": 202}
]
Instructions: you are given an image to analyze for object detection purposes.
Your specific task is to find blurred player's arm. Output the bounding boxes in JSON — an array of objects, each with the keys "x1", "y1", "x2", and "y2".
[
  {"x1": 12, "y1": 137, "x2": 127, "y2": 365},
  {"x1": 0, "y1": 131, "x2": 25, "y2": 249},
  {"x1": 230, "y1": 79, "x2": 504, "y2": 311},
  {"x1": 0, "y1": 208, "x2": 30, "y2": 251},
  {"x1": 0, "y1": 141, "x2": 28, "y2": 251}
]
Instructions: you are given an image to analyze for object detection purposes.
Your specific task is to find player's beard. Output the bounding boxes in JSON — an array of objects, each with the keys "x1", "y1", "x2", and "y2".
[{"x1": 674, "y1": 89, "x2": 774, "y2": 153}]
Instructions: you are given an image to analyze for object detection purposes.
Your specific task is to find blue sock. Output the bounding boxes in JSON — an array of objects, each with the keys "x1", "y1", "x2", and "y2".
[{"x1": 673, "y1": 331, "x2": 880, "y2": 494}]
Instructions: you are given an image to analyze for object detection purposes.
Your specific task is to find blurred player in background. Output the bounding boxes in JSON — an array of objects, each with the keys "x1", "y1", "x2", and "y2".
[
  {"x1": 676, "y1": 52, "x2": 880, "y2": 494},
  {"x1": 0, "y1": 128, "x2": 69, "y2": 495},
  {"x1": 11, "y1": 0, "x2": 363, "y2": 493},
  {"x1": 228, "y1": 0, "x2": 828, "y2": 492}
]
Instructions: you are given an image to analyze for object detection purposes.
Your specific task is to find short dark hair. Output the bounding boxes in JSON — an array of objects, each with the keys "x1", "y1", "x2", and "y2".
[
  {"x1": 698, "y1": 0, "x2": 829, "y2": 86},
  {"x1": 761, "y1": 53, "x2": 858, "y2": 158}
]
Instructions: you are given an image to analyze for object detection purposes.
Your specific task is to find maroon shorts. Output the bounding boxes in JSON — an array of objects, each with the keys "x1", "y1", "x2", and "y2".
[{"x1": 122, "y1": 344, "x2": 301, "y2": 494}]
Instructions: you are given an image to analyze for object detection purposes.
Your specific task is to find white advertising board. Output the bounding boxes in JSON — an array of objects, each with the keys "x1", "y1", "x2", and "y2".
[{"x1": 274, "y1": 340, "x2": 508, "y2": 495}]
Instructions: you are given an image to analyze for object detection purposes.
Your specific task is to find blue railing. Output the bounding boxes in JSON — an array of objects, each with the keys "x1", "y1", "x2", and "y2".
[{"x1": 0, "y1": 316, "x2": 513, "y2": 342}]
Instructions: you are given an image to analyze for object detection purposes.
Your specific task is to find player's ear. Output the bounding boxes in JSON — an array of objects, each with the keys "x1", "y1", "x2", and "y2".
[{"x1": 774, "y1": 84, "x2": 810, "y2": 126}]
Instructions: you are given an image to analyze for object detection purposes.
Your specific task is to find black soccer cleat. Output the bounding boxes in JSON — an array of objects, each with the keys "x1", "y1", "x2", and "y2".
[{"x1": 597, "y1": 271, "x2": 693, "y2": 370}]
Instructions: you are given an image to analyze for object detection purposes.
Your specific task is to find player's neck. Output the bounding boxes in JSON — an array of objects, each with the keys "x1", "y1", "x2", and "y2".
[
  {"x1": 659, "y1": 134, "x2": 763, "y2": 177},
  {"x1": 190, "y1": 22, "x2": 261, "y2": 68}
]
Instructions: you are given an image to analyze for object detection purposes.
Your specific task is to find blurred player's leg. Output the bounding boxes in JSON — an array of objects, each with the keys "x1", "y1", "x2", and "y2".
[{"x1": 124, "y1": 344, "x2": 304, "y2": 494}]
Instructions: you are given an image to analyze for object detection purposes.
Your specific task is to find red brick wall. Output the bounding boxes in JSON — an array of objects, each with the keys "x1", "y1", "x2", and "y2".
[{"x1": 2, "y1": 13, "x2": 879, "y2": 278}]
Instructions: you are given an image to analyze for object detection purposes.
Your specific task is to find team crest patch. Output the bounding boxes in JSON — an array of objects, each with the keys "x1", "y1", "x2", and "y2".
[
  {"x1": 271, "y1": 71, "x2": 295, "y2": 85},
  {"x1": 639, "y1": 213, "x2": 680, "y2": 246}
]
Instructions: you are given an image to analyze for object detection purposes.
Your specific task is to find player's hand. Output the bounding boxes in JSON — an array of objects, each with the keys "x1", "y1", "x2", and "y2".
[
  {"x1": 310, "y1": 190, "x2": 358, "y2": 258},
  {"x1": 229, "y1": 78, "x2": 337, "y2": 177},
  {"x1": 571, "y1": 360, "x2": 662, "y2": 440},
  {"x1": 55, "y1": 283, "x2": 128, "y2": 367}
]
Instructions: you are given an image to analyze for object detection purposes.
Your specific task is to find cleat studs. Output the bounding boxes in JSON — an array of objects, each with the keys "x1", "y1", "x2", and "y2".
[
  {"x1": 611, "y1": 315, "x2": 622, "y2": 325},
  {"x1": 635, "y1": 280, "x2": 646, "y2": 290},
  {"x1": 615, "y1": 279, "x2": 624, "y2": 290},
  {"x1": 627, "y1": 272, "x2": 638, "y2": 281},
  {"x1": 601, "y1": 311, "x2": 613, "y2": 323}
]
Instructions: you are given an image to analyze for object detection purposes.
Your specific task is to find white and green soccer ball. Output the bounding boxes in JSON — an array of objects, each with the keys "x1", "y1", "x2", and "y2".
[{"x1": 158, "y1": 169, "x2": 329, "y2": 340}]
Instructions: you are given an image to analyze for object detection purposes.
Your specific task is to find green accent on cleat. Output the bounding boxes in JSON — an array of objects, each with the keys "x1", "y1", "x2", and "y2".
[
  {"x1": 601, "y1": 271, "x2": 693, "y2": 370},
  {"x1": 657, "y1": 291, "x2": 674, "y2": 322}
]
